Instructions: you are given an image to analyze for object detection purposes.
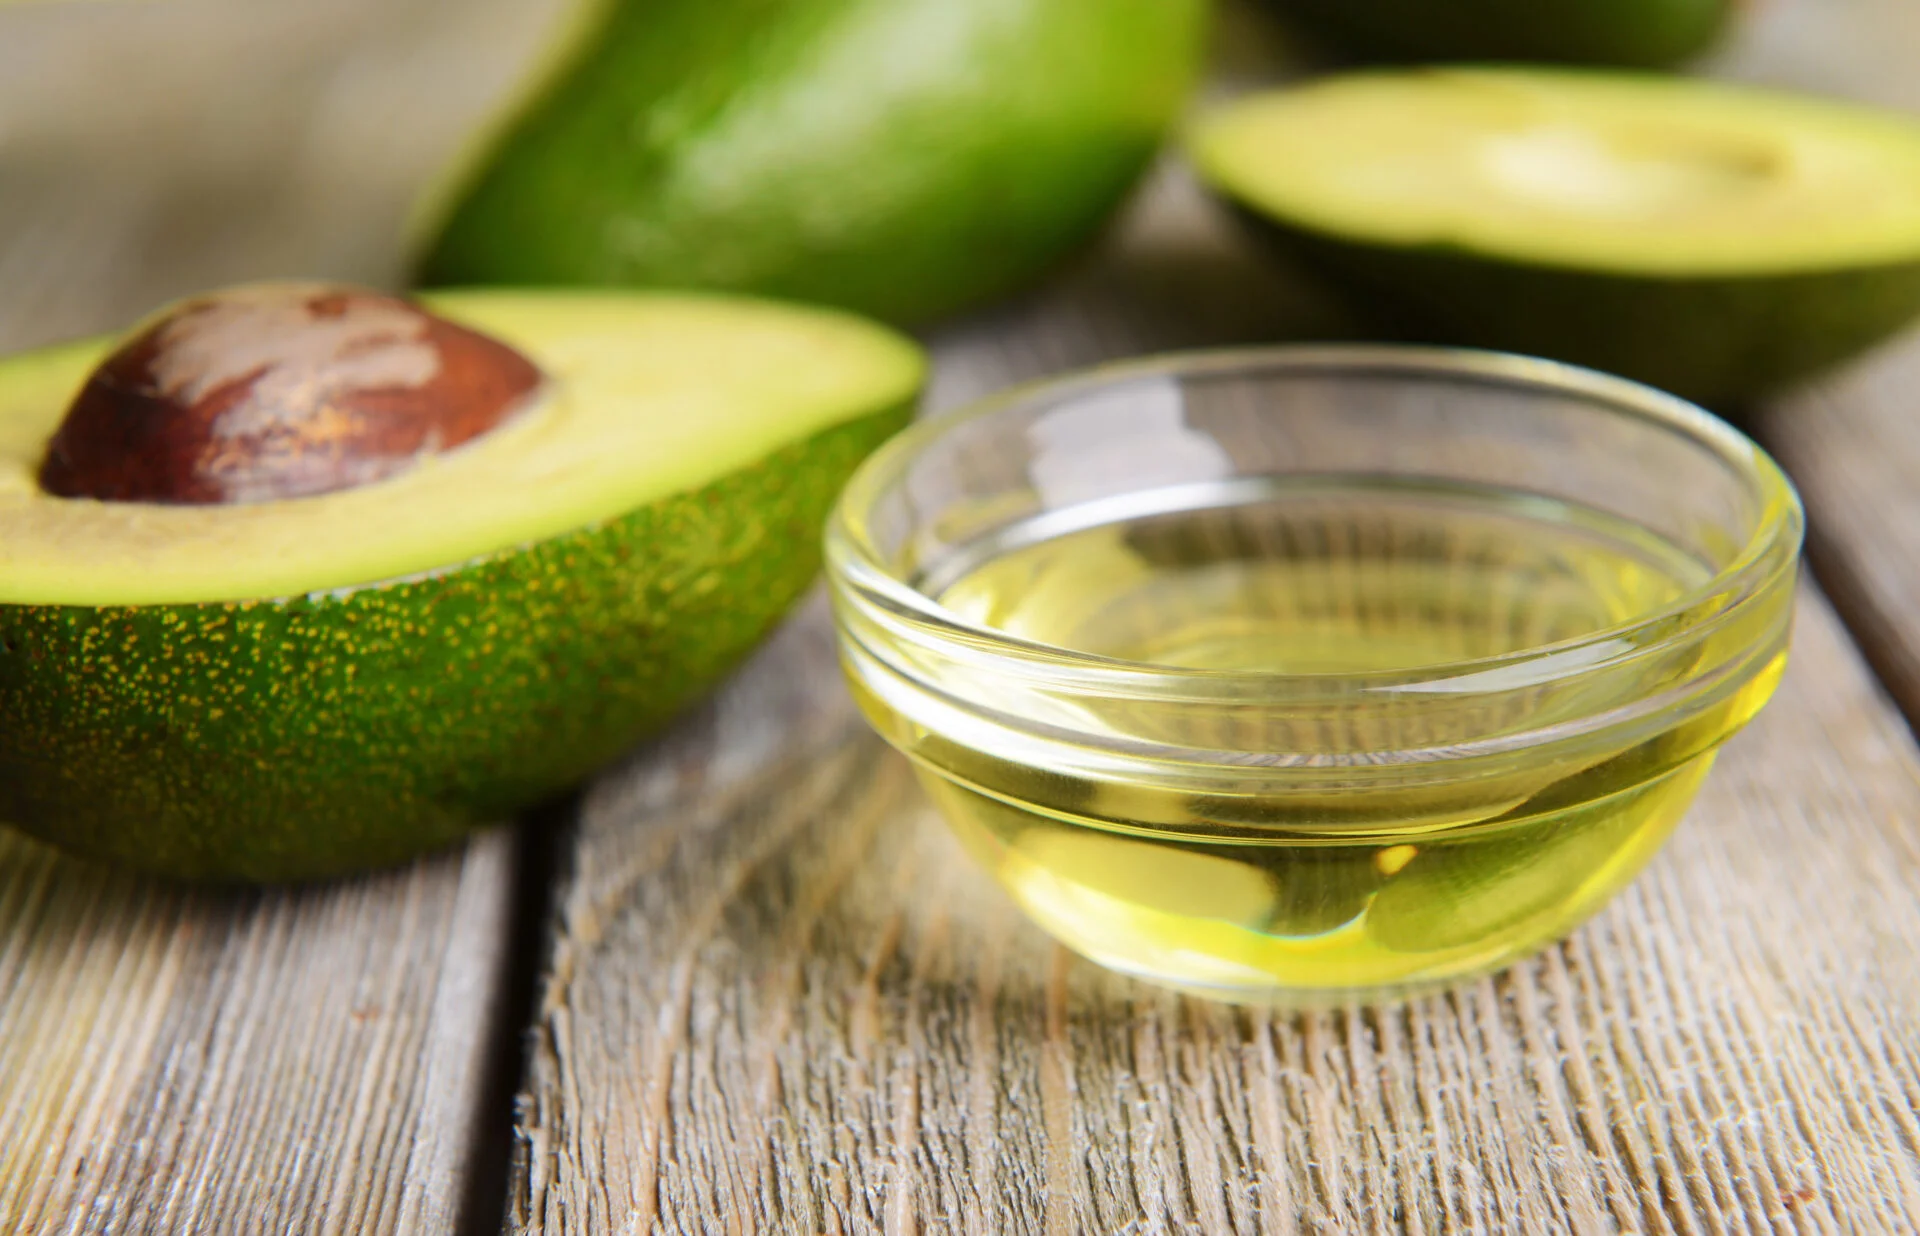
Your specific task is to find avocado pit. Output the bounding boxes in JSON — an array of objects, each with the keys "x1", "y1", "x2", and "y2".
[{"x1": 37, "y1": 282, "x2": 544, "y2": 505}]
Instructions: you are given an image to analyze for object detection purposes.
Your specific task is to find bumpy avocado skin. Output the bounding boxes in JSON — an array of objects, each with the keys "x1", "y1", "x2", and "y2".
[
  {"x1": 417, "y1": 0, "x2": 1207, "y2": 325},
  {"x1": 0, "y1": 406, "x2": 909, "y2": 883},
  {"x1": 1266, "y1": 0, "x2": 1731, "y2": 68},
  {"x1": 1229, "y1": 207, "x2": 1920, "y2": 407}
]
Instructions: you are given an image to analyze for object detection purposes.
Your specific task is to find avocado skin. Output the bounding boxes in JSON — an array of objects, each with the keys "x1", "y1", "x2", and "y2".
[
  {"x1": 1265, "y1": 0, "x2": 1731, "y2": 68},
  {"x1": 0, "y1": 404, "x2": 909, "y2": 883},
  {"x1": 1227, "y1": 205, "x2": 1920, "y2": 407},
  {"x1": 416, "y1": 0, "x2": 1206, "y2": 326}
]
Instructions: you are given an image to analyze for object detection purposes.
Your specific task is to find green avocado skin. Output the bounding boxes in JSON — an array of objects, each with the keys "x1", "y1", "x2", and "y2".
[
  {"x1": 0, "y1": 406, "x2": 908, "y2": 883},
  {"x1": 417, "y1": 0, "x2": 1206, "y2": 325},
  {"x1": 1230, "y1": 207, "x2": 1920, "y2": 407},
  {"x1": 1266, "y1": 0, "x2": 1731, "y2": 67}
]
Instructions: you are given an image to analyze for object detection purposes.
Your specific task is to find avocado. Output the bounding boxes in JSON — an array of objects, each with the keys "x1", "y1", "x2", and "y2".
[
  {"x1": 0, "y1": 285, "x2": 922, "y2": 882},
  {"x1": 1190, "y1": 68, "x2": 1920, "y2": 406},
  {"x1": 1263, "y1": 0, "x2": 1732, "y2": 68},
  {"x1": 415, "y1": 0, "x2": 1207, "y2": 326}
]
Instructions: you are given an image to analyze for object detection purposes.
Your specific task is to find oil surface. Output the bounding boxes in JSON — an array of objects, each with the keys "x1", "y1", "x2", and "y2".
[
  {"x1": 936, "y1": 477, "x2": 1702, "y2": 672},
  {"x1": 874, "y1": 477, "x2": 1781, "y2": 1000}
]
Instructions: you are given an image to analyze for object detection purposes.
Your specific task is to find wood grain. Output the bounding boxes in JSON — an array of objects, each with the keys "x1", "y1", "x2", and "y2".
[
  {"x1": 1761, "y1": 342, "x2": 1920, "y2": 724},
  {"x1": 4, "y1": 0, "x2": 1917, "y2": 1229},
  {"x1": 0, "y1": 1, "x2": 569, "y2": 1232},
  {"x1": 506, "y1": 19, "x2": 1920, "y2": 1223},
  {"x1": 509, "y1": 586, "x2": 1920, "y2": 1234},
  {"x1": 1737, "y1": 0, "x2": 1920, "y2": 725},
  {"x1": 0, "y1": 0, "x2": 570, "y2": 349},
  {"x1": 0, "y1": 830, "x2": 516, "y2": 1235}
]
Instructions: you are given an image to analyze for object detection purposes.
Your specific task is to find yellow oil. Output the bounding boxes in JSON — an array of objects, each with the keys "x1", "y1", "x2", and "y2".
[{"x1": 860, "y1": 477, "x2": 1785, "y2": 1001}]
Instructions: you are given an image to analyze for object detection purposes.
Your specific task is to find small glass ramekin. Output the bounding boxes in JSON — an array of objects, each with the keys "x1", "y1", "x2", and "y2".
[{"x1": 825, "y1": 346, "x2": 1802, "y2": 1006}]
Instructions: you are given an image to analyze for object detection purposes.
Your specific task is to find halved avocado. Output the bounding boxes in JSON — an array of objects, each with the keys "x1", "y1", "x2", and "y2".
[
  {"x1": 0, "y1": 288, "x2": 922, "y2": 882},
  {"x1": 1262, "y1": 0, "x2": 1732, "y2": 69},
  {"x1": 1191, "y1": 68, "x2": 1920, "y2": 405}
]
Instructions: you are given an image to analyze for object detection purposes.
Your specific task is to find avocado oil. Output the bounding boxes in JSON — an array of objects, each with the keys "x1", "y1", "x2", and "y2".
[{"x1": 852, "y1": 476, "x2": 1785, "y2": 1000}]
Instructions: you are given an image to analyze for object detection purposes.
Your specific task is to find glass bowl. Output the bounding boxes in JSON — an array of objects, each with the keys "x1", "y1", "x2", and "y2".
[{"x1": 825, "y1": 346, "x2": 1802, "y2": 1006}]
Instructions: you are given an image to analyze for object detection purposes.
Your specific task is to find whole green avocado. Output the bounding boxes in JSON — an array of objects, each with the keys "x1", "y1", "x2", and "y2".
[
  {"x1": 415, "y1": 0, "x2": 1208, "y2": 325},
  {"x1": 1265, "y1": 0, "x2": 1733, "y2": 68}
]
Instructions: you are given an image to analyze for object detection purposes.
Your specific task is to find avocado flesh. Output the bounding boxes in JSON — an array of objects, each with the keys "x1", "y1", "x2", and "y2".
[
  {"x1": 0, "y1": 291, "x2": 921, "y2": 604},
  {"x1": 1191, "y1": 69, "x2": 1920, "y2": 406},
  {"x1": 1265, "y1": 0, "x2": 1730, "y2": 68},
  {"x1": 415, "y1": 0, "x2": 1207, "y2": 326},
  {"x1": 0, "y1": 291, "x2": 922, "y2": 882}
]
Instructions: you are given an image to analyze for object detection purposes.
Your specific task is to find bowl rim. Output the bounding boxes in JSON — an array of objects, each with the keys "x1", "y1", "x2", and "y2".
[{"x1": 826, "y1": 343, "x2": 1803, "y2": 694}]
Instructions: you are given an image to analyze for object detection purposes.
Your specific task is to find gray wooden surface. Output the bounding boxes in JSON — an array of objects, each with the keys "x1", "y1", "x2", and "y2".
[
  {"x1": 1763, "y1": 347, "x2": 1920, "y2": 722},
  {"x1": 3, "y1": 0, "x2": 1920, "y2": 1231},
  {"x1": 507, "y1": 200, "x2": 1920, "y2": 1236},
  {"x1": 513, "y1": 586, "x2": 1920, "y2": 1234},
  {"x1": 507, "y1": 1, "x2": 1920, "y2": 1229},
  {"x1": 0, "y1": 0, "x2": 569, "y2": 350},
  {"x1": 0, "y1": 831, "x2": 515, "y2": 1234},
  {"x1": 0, "y1": 1, "x2": 566, "y2": 1232},
  {"x1": 1730, "y1": 0, "x2": 1920, "y2": 725}
]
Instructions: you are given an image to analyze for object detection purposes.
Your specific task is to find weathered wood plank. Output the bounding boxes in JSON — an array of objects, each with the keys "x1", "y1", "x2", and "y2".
[
  {"x1": 0, "y1": 1, "x2": 569, "y2": 1231},
  {"x1": 505, "y1": 0, "x2": 1920, "y2": 1213},
  {"x1": 510, "y1": 588, "x2": 1920, "y2": 1234},
  {"x1": 1675, "y1": 0, "x2": 1920, "y2": 727},
  {"x1": 1733, "y1": 0, "x2": 1920, "y2": 724},
  {"x1": 1763, "y1": 347, "x2": 1920, "y2": 721},
  {"x1": 0, "y1": 0, "x2": 569, "y2": 348},
  {"x1": 0, "y1": 830, "x2": 518, "y2": 1234},
  {"x1": 1701, "y1": 0, "x2": 1920, "y2": 112}
]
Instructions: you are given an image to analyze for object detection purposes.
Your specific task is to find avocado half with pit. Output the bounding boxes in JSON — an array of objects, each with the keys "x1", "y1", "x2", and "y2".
[
  {"x1": 0, "y1": 284, "x2": 922, "y2": 882},
  {"x1": 415, "y1": 0, "x2": 1207, "y2": 326},
  {"x1": 1191, "y1": 68, "x2": 1920, "y2": 406},
  {"x1": 1262, "y1": 0, "x2": 1732, "y2": 68}
]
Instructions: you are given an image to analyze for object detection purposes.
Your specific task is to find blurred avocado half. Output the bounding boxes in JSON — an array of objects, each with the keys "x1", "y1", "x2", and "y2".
[
  {"x1": 1263, "y1": 0, "x2": 1735, "y2": 68},
  {"x1": 415, "y1": 0, "x2": 1209, "y2": 325},
  {"x1": 1191, "y1": 67, "x2": 1920, "y2": 405}
]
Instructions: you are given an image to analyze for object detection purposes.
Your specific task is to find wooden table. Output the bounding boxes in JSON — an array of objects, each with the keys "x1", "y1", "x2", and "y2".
[{"x1": 3, "y1": 1, "x2": 1918, "y2": 1231}]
